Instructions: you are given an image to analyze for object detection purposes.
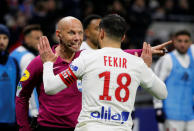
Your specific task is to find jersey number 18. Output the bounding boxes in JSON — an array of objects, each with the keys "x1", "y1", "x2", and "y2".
[{"x1": 99, "y1": 71, "x2": 131, "y2": 102}]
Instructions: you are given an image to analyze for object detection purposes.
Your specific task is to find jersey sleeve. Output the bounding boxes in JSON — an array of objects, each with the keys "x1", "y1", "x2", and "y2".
[
  {"x1": 139, "y1": 60, "x2": 167, "y2": 100},
  {"x1": 124, "y1": 49, "x2": 142, "y2": 57},
  {"x1": 43, "y1": 55, "x2": 85, "y2": 95},
  {"x1": 16, "y1": 56, "x2": 43, "y2": 131}
]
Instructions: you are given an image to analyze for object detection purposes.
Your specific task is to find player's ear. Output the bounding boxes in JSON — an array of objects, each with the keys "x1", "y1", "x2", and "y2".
[
  {"x1": 85, "y1": 29, "x2": 89, "y2": 38},
  {"x1": 100, "y1": 29, "x2": 104, "y2": 40},
  {"x1": 121, "y1": 34, "x2": 125, "y2": 42},
  {"x1": 56, "y1": 30, "x2": 61, "y2": 38},
  {"x1": 98, "y1": 29, "x2": 103, "y2": 46}
]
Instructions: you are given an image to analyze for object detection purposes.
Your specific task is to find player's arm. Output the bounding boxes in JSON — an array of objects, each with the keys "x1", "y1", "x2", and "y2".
[
  {"x1": 138, "y1": 43, "x2": 167, "y2": 99},
  {"x1": 137, "y1": 42, "x2": 167, "y2": 99},
  {"x1": 124, "y1": 41, "x2": 172, "y2": 67},
  {"x1": 43, "y1": 56, "x2": 85, "y2": 95},
  {"x1": 43, "y1": 62, "x2": 71, "y2": 94},
  {"x1": 16, "y1": 57, "x2": 42, "y2": 131},
  {"x1": 124, "y1": 40, "x2": 172, "y2": 56},
  {"x1": 151, "y1": 40, "x2": 171, "y2": 55},
  {"x1": 38, "y1": 36, "x2": 72, "y2": 94},
  {"x1": 140, "y1": 62, "x2": 167, "y2": 100}
]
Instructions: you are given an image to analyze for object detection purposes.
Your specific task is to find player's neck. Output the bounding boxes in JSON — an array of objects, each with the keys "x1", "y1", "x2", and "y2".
[
  {"x1": 86, "y1": 39, "x2": 98, "y2": 49},
  {"x1": 100, "y1": 38, "x2": 121, "y2": 48},
  {"x1": 55, "y1": 45, "x2": 75, "y2": 63}
]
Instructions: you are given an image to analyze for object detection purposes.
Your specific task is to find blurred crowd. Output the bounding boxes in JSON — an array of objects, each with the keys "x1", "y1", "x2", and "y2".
[{"x1": 0, "y1": 0, "x2": 194, "y2": 51}]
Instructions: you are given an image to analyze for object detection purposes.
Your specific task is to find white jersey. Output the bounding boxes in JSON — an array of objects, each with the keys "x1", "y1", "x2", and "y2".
[
  {"x1": 43, "y1": 47, "x2": 167, "y2": 131},
  {"x1": 77, "y1": 41, "x2": 95, "y2": 92},
  {"x1": 80, "y1": 41, "x2": 94, "y2": 50}
]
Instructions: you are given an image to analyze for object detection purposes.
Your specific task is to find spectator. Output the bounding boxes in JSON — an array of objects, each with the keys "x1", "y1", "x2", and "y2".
[
  {"x1": 0, "y1": 0, "x2": 9, "y2": 23},
  {"x1": 0, "y1": 24, "x2": 20, "y2": 130},
  {"x1": 107, "y1": 0, "x2": 127, "y2": 18},
  {"x1": 28, "y1": 0, "x2": 58, "y2": 45},
  {"x1": 127, "y1": 0, "x2": 152, "y2": 49},
  {"x1": 82, "y1": 1, "x2": 95, "y2": 18}
]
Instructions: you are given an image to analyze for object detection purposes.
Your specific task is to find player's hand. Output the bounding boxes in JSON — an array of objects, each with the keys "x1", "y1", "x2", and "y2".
[
  {"x1": 151, "y1": 40, "x2": 172, "y2": 55},
  {"x1": 141, "y1": 42, "x2": 152, "y2": 67},
  {"x1": 155, "y1": 108, "x2": 165, "y2": 123},
  {"x1": 38, "y1": 36, "x2": 57, "y2": 63}
]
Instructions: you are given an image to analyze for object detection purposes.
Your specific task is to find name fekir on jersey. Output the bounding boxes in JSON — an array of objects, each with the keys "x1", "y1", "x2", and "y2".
[{"x1": 43, "y1": 47, "x2": 167, "y2": 130}]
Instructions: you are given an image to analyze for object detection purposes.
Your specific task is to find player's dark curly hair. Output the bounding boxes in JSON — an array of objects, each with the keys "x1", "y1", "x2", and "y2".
[{"x1": 99, "y1": 14, "x2": 127, "y2": 40}]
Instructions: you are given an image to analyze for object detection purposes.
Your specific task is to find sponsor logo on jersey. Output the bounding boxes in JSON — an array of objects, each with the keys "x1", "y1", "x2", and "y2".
[
  {"x1": 77, "y1": 80, "x2": 82, "y2": 92},
  {"x1": 70, "y1": 64, "x2": 78, "y2": 71},
  {"x1": 90, "y1": 106, "x2": 130, "y2": 124},
  {"x1": 20, "y1": 70, "x2": 30, "y2": 81}
]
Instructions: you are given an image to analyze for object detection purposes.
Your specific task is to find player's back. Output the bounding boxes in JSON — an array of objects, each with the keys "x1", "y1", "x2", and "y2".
[{"x1": 76, "y1": 47, "x2": 146, "y2": 130}]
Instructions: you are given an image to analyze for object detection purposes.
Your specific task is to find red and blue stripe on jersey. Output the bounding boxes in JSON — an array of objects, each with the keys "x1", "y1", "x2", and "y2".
[{"x1": 59, "y1": 67, "x2": 77, "y2": 87}]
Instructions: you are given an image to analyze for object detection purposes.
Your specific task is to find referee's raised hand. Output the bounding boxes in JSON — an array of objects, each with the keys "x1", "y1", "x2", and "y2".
[{"x1": 38, "y1": 36, "x2": 57, "y2": 63}]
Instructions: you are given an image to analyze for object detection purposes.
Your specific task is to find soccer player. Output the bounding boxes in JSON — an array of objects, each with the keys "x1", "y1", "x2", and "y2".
[
  {"x1": 154, "y1": 30, "x2": 194, "y2": 131},
  {"x1": 81, "y1": 14, "x2": 101, "y2": 50},
  {"x1": 39, "y1": 14, "x2": 167, "y2": 131}
]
